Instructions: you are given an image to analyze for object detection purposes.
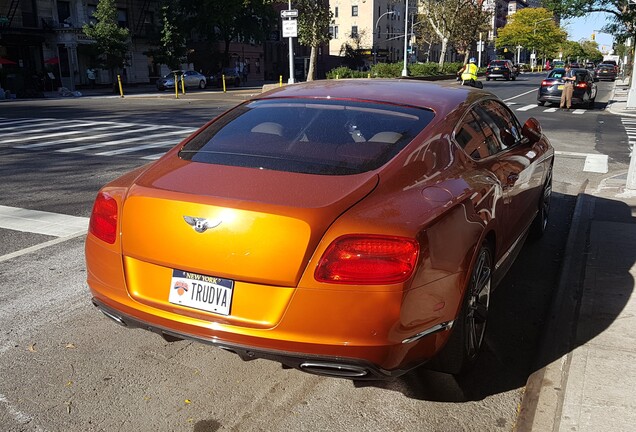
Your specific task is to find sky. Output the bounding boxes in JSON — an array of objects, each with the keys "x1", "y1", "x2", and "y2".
[{"x1": 562, "y1": 12, "x2": 615, "y2": 54}]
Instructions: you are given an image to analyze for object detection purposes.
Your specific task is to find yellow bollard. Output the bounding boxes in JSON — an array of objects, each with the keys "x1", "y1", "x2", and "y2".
[
  {"x1": 117, "y1": 74, "x2": 124, "y2": 98},
  {"x1": 174, "y1": 73, "x2": 179, "y2": 99},
  {"x1": 279, "y1": 75, "x2": 283, "y2": 87},
  {"x1": 222, "y1": 75, "x2": 227, "y2": 93},
  {"x1": 336, "y1": 74, "x2": 339, "y2": 79},
  {"x1": 181, "y1": 75, "x2": 186, "y2": 94},
  {"x1": 368, "y1": 73, "x2": 371, "y2": 78}
]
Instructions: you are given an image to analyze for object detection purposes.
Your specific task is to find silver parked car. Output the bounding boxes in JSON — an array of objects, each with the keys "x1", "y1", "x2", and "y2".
[{"x1": 156, "y1": 70, "x2": 207, "y2": 91}]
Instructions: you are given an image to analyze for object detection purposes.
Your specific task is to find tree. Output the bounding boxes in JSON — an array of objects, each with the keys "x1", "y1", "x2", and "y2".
[
  {"x1": 496, "y1": 8, "x2": 566, "y2": 64},
  {"x1": 541, "y1": 0, "x2": 635, "y2": 44},
  {"x1": 419, "y1": 0, "x2": 486, "y2": 69},
  {"x1": 451, "y1": 2, "x2": 492, "y2": 64},
  {"x1": 82, "y1": 0, "x2": 130, "y2": 83},
  {"x1": 146, "y1": 2, "x2": 189, "y2": 71},
  {"x1": 294, "y1": 0, "x2": 332, "y2": 81},
  {"x1": 189, "y1": 0, "x2": 276, "y2": 68},
  {"x1": 579, "y1": 40, "x2": 603, "y2": 62}
]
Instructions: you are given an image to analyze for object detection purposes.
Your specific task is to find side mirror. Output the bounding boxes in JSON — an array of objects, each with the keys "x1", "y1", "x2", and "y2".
[{"x1": 521, "y1": 117, "x2": 542, "y2": 144}]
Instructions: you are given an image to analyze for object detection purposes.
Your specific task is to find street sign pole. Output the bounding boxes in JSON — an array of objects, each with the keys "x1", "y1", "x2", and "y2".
[
  {"x1": 285, "y1": 1, "x2": 296, "y2": 84},
  {"x1": 477, "y1": 33, "x2": 482, "y2": 68}
]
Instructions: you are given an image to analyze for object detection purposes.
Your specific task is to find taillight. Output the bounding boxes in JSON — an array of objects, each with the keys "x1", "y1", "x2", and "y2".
[
  {"x1": 575, "y1": 82, "x2": 587, "y2": 89},
  {"x1": 541, "y1": 80, "x2": 551, "y2": 86},
  {"x1": 314, "y1": 234, "x2": 419, "y2": 284},
  {"x1": 89, "y1": 192, "x2": 118, "y2": 244}
]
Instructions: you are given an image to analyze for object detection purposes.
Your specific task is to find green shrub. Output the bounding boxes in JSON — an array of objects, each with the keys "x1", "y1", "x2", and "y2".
[
  {"x1": 409, "y1": 62, "x2": 442, "y2": 76},
  {"x1": 325, "y1": 66, "x2": 371, "y2": 79},
  {"x1": 370, "y1": 62, "x2": 403, "y2": 78}
]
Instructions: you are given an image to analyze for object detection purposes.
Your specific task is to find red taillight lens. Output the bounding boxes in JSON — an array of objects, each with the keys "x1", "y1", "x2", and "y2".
[
  {"x1": 541, "y1": 80, "x2": 551, "y2": 86},
  {"x1": 575, "y1": 82, "x2": 587, "y2": 89},
  {"x1": 314, "y1": 235, "x2": 419, "y2": 285},
  {"x1": 89, "y1": 192, "x2": 118, "y2": 244}
]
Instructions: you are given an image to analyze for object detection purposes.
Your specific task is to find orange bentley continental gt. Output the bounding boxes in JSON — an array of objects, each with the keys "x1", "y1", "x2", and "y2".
[{"x1": 86, "y1": 79, "x2": 554, "y2": 379}]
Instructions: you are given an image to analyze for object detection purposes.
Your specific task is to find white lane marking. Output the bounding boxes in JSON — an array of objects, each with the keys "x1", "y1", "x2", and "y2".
[
  {"x1": 502, "y1": 88, "x2": 537, "y2": 102},
  {"x1": 95, "y1": 141, "x2": 177, "y2": 155},
  {"x1": 517, "y1": 104, "x2": 537, "y2": 111},
  {"x1": 15, "y1": 125, "x2": 167, "y2": 149},
  {"x1": 0, "y1": 230, "x2": 86, "y2": 264},
  {"x1": 544, "y1": 108, "x2": 558, "y2": 112},
  {"x1": 583, "y1": 154, "x2": 608, "y2": 173},
  {"x1": 572, "y1": 109, "x2": 585, "y2": 115},
  {"x1": 0, "y1": 205, "x2": 88, "y2": 237},
  {"x1": 3, "y1": 123, "x2": 130, "y2": 143},
  {"x1": 0, "y1": 393, "x2": 43, "y2": 431},
  {"x1": 58, "y1": 129, "x2": 195, "y2": 152},
  {"x1": 141, "y1": 153, "x2": 164, "y2": 160},
  {"x1": 554, "y1": 151, "x2": 608, "y2": 173}
]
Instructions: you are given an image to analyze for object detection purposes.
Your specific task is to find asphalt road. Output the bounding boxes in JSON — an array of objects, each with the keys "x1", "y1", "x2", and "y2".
[{"x1": 0, "y1": 74, "x2": 627, "y2": 431}]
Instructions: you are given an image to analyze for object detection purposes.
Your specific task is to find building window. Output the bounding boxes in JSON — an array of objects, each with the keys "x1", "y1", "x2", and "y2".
[
  {"x1": 351, "y1": 26, "x2": 358, "y2": 38},
  {"x1": 335, "y1": 6, "x2": 338, "y2": 17},
  {"x1": 329, "y1": 25, "x2": 339, "y2": 39},
  {"x1": 117, "y1": 8, "x2": 128, "y2": 28},
  {"x1": 57, "y1": 1, "x2": 71, "y2": 26},
  {"x1": 352, "y1": 5, "x2": 358, "y2": 17}
]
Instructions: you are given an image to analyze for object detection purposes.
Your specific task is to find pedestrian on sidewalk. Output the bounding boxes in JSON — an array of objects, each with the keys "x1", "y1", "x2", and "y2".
[
  {"x1": 86, "y1": 67, "x2": 96, "y2": 89},
  {"x1": 560, "y1": 64, "x2": 576, "y2": 111}
]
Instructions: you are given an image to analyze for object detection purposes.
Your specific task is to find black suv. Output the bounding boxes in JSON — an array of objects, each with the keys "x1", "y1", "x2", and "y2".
[{"x1": 485, "y1": 60, "x2": 519, "y2": 81}]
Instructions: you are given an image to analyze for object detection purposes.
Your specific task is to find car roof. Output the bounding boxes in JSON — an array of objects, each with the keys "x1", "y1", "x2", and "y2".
[{"x1": 254, "y1": 79, "x2": 490, "y2": 118}]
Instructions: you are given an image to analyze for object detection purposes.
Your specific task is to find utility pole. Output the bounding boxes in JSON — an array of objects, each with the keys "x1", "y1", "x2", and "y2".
[{"x1": 401, "y1": 0, "x2": 409, "y2": 77}]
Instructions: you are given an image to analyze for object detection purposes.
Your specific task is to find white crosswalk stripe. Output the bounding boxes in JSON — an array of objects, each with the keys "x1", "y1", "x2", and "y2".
[
  {"x1": 621, "y1": 118, "x2": 636, "y2": 154},
  {"x1": 1, "y1": 117, "x2": 195, "y2": 159}
]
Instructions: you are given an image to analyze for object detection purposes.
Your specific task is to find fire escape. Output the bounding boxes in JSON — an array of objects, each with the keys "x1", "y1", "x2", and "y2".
[{"x1": 1, "y1": 0, "x2": 20, "y2": 28}]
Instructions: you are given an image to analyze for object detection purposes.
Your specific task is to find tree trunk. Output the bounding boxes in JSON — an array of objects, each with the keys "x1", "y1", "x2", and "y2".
[
  {"x1": 438, "y1": 37, "x2": 449, "y2": 69},
  {"x1": 307, "y1": 45, "x2": 317, "y2": 81}
]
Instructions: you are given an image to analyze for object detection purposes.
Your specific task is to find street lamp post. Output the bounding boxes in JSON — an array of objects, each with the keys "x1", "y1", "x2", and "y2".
[
  {"x1": 401, "y1": 0, "x2": 409, "y2": 77},
  {"x1": 374, "y1": 11, "x2": 395, "y2": 64}
]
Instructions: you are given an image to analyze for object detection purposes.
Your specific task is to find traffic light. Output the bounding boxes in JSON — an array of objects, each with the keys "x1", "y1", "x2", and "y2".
[{"x1": 591, "y1": 33, "x2": 595, "y2": 40}]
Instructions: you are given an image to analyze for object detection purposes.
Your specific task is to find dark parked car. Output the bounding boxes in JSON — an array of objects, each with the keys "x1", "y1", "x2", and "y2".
[
  {"x1": 86, "y1": 79, "x2": 554, "y2": 380},
  {"x1": 595, "y1": 64, "x2": 617, "y2": 81},
  {"x1": 156, "y1": 70, "x2": 207, "y2": 91},
  {"x1": 485, "y1": 60, "x2": 519, "y2": 81},
  {"x1": 537, "y1": 68, "x2": 598, "y2": 108},
  {"x1": 208, "y1": 68, "x2": 241, "y2": 88},
  {"x1": 585, "y1": 62, "x2": 595, "y2": 70}
]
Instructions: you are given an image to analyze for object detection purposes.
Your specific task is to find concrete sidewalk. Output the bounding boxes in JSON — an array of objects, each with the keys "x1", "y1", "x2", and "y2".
[{"x1": 517, "y1": 77, "x2": 636, "y2": 431}]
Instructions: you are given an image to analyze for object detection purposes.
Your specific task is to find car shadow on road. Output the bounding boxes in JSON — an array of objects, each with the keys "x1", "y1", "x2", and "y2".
[{"x1": 355, "y1": 192, "x2": 635, "y2": 403}]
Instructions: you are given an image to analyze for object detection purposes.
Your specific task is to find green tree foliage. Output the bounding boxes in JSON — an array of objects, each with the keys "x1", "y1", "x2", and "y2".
[
  {"x1": 294, "y1": 0, "x2": 332, "y2": 81},
  {"x1": 541, "y1": 0, "x2": 634, "y2": 43},
  {"x1": 146, "y1": 2, "x2": 188, "y2": 70},
  {"x1": 419, "y1": 0, "x2": 488, "y2": 69},
  {"x1": 189, "y1": 0, "x2": 276, "y2": 67},
  {"x1": 496, "y1": 8, "x2": 566, "y2": 61},
  {"x1": 452, "y1": 2, "x2": 492, "y2": 63},
  {"x1": 82, "y1": 0, "x2": 130, "y2": 78},
  {"x1": 579, "y1": 40, "x2": 604, "y2": 62}
]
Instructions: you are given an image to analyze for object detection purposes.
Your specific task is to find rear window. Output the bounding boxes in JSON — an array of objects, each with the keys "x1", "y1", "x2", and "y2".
[
  {"x1": 489, "y1": 61, "x2": 508, "y2": 67},
  {"x1": 179, "y1": 98, "x2": 435, "y2": 175},
  {"x1": 548, "y1": 69, "x2": 566, "y2": 78}
]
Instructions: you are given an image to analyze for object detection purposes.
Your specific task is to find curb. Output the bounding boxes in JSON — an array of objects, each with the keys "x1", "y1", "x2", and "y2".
[{"x1": 515, "y1": 183, "x2": 592, "y2": 432}]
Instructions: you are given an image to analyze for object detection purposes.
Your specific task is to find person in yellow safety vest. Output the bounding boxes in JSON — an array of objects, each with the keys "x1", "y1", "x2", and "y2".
[{"x1": 460, "y1": 58, "x2": 479, "y2": 82}]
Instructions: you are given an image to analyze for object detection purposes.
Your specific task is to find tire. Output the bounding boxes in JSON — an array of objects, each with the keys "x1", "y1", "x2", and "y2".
[
  {"x1": 199, "y1": 80, "x2": 206, "y2": 89},
  {"x1": 512, "y1": 76, "x2": 516, "y2": 81},
  {"x1": 537, "y1": 101, "x2": 545, "y2": 106},
  {"x1": 486, "y1": 77, "x2": 490, "y2": 81},
  {"x1": 530, "y1": 168, "x2": 552, "y2": 240},
  {"x1": 588, "y1": 97, "x2": 595, "y2": 109},
  {"x1": 429, "y1": 241, "x2": 493, "y2": 375}
]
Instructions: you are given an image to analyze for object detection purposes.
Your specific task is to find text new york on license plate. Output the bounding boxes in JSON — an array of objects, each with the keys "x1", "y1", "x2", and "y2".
[{"x1": 169, "y1": 269, "x2": 234, "y2": 315}]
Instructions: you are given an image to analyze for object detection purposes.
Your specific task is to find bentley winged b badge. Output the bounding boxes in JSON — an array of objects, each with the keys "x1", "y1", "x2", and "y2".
[{"x1": 183, "y1": 216, "x2": 222, "y2": 233}]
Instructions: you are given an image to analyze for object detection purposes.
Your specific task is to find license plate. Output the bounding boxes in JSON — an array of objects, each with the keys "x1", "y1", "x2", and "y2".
[
  {"x1": 169, "y1": 269, "x2": 234, "y2": 315},
  {"x1": 494, "y1": 67, "x2": 500, "y2": 71},
  {"x1": 557, "y1": 85, "x2": 564, "y2": 90}
]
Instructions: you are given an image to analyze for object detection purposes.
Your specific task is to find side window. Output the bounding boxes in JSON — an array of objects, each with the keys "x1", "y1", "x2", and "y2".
[
  {"x1": 478, "y1": 100, "x2": 522, "y2": 150},
  {"x1": 455, "y1": 111, "x2": 490, "y2": 160}
]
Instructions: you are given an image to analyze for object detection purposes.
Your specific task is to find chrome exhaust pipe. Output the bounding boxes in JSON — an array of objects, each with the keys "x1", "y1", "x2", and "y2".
[
  {"x1": 99, "y1": 309, "x2": 127, "y2": 326},
  {"x1": 299, "y1": 362, "x2": 369, "y2": 378}
]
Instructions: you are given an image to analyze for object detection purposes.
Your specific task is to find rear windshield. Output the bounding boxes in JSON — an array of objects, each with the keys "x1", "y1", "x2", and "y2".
[
  {"x1": 179, "y1": 98, "x2": 435, "y2": 175},
  {"x1": 489, "y1": 61, "x2": 508, "y2": 67}
]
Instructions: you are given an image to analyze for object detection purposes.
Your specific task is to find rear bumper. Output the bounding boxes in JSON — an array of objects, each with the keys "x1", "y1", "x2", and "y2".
[{"x1": 91, "y1": 297, "x2": 452, "y2": 380}]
